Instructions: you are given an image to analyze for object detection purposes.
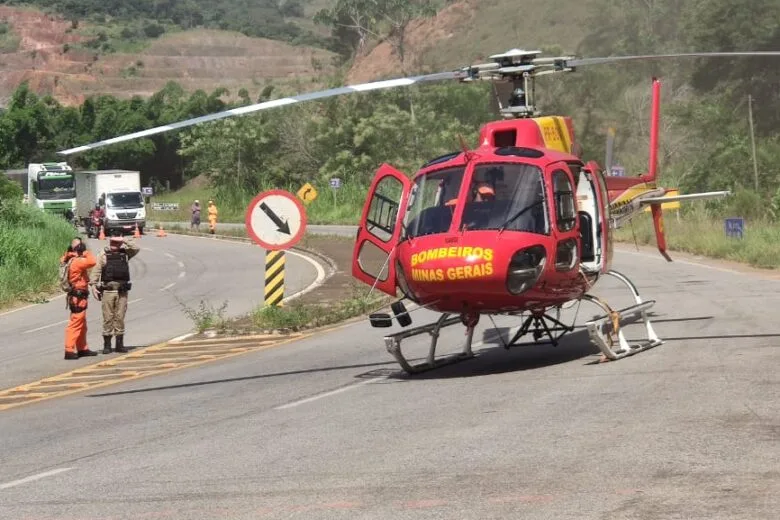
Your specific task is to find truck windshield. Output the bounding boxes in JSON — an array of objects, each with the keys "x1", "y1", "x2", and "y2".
[
  {"x1": 460, "y1": 163, "x2": 549, "y2": 234},
  {"x1": 107, "y1": 192, "x2": 143, "y2": 208},
  {"x1": 402, "y1": 166, "x2": 466, "y2": 239},
  {"x1": 38, "y1": 177, "x2": 75, "y2": 199}
]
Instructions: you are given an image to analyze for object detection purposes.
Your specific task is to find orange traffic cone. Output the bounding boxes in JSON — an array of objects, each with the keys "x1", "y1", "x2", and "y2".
[
  {"x1": 98, "y1": 225, "x2": 105, "y2": 240},
  {"x1": 157, "y1": 223, "x2": 167, "y2": 237},
  {"x1": 134, "y1": 223, "x2": 141, "y2": 238}
]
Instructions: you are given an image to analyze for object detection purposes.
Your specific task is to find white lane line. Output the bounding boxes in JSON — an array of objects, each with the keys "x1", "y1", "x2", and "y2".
[
  {"x1": 0, "y1": 467, "x2": 73, "y2": 490},
  {"x1": 167, "y1": 232, "x2": 328, "y2": 303},
  {"x1": 22, "y1": 299, "x2": 143, "y2": 333},
  {"x1": 0, "y1": 294, "x2": 66, "y2": 318},
  {"x1": 160, "y1": 282, "x2": 176, "y2": 291},
  {"x1": 178, "y1": 271, "x2": 185, "y2": 278},
  {"x1": 177, "y1": 261, "x2": 185, "y2": 269},
  {"x1": 616, "y1": 248, "x2": 762, "y2": 277},
  {"x1": 23, "y1": 319, "x2": 68, "y2": 334},
  {"x1": 164, "y1": 253, "x2": 176, "y2": 259},
  {"x1": 274, "y1": 377, "x2": 385, "y2": 410}
]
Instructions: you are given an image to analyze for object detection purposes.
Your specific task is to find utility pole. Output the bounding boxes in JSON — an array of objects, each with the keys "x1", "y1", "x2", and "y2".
[{"x1": 748, "y1": 94, "x2": 758, "y2": 191}]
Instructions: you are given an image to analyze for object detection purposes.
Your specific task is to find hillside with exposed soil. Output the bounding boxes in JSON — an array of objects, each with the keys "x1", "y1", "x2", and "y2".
[
  {"x1": 0, "y1": 6, "x2": 336, "y2": 105},
  {"x1": 345, "y1": 0, "x2": 595, "y2": 83}
]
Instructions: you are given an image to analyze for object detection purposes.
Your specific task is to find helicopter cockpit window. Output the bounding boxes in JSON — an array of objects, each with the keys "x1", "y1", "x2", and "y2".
[
  {"x1": 552, "y1": 169, "x2": 576, "y2": 232},
  {"x1": 403, "y1": 166, "x2": 466, "y2": 239},
  {"x1": 461, "y1": 163, "x2": 549, "y2": 234}
]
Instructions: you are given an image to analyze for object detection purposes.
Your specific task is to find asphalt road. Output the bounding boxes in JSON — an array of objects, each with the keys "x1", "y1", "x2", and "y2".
[
  {"x1": 0, "y1": 233, "x2": 322, "y2": 390},
  {"x1": 1, "y1": 246, "x2": 778, "y2": 519}
]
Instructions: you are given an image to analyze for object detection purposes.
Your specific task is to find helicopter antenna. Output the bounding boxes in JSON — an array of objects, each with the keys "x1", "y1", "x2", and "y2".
[{"x1": 457, "y1": 134, "x2": 474, "y2": 161}]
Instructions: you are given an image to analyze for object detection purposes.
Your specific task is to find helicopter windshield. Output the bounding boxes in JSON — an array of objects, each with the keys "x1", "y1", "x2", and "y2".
[
  {"x1": 461, "y1": 163, "x2": 549, "y2": 234},
  {"x1": 402, "y1": 166, "x2": 466, "y2": 239}
]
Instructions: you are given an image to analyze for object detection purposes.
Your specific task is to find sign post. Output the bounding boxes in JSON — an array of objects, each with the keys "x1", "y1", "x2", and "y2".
[
  {"x1": 724, "y1": 217, "x2": 744, "y2": 239},
  {"x1": 296, "y1": 182, "x2": 318, "y2": 205},
  {"x1": 329, "y1": 177, "x2": 341, "y2": 211},
  {"x1": 245, "y1": 189, "x2": 307, "y2": 307},
  {"x1": 610, "y1": 165, "x2": 625, "y2": 177}
]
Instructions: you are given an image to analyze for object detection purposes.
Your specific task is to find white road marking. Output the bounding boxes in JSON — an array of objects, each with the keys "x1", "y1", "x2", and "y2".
[
  {"x1": 23, "y1": 319, "x2": 68, "y2": 334},
  {"x1": 22, "y1": 299, "x2": 142, "y2": 333},
  {"x1": 177, "y1": 261, "x2": 185, "y2": 269},
  {"x1": 0, "y1": 294, "x2": 66, "y2": 317},
  {"x1": 160, "y1": 283, "x2": 176, "y2": 291},
  {"x1": 164, "y1": 253, "x2": 176, "y2": 259},
  {"x1": 0, "y1": 467, "x2": 73, "y2": 490},
  {"x1": 163, "y1": 233, "x2": 329, "y2": 303},
  {"x1": 178, "y1": 272, "x2": 185, "y2": 278},
  {"x1": 274, "y1": 377, "x2": 385, "y2": 410}
]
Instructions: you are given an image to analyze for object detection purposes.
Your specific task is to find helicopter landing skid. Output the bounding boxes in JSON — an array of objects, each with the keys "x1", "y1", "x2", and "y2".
[
  {"x1": 583, "y1": 269, "x2": 663, "y2": 361},
  {"x1": 384, "y1": 314, "x2": 476, "y2": 374}
]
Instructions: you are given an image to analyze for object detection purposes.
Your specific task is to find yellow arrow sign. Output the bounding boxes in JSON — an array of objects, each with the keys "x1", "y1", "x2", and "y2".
[{"x1": 296, "y1": 182, "x2": 317, "y2": 205}]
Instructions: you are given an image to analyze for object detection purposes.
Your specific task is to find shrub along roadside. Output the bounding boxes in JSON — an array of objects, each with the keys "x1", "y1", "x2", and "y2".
[
  {"x1": 0, "y1": 202, "x2": 78, "y2": 309},
  {"x1": 614, "y1": 212, "x2": 780, "y2": 269}
]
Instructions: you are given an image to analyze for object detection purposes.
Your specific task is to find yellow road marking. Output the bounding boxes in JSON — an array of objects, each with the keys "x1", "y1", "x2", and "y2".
[{"x1": 0, "y1": 331, "x2": 312, "y2": 412}]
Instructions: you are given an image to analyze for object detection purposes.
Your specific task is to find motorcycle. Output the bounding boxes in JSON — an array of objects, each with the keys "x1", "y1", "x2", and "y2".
[{"x1": 85, "y1": 212, "x2": 103, "y2": 238}]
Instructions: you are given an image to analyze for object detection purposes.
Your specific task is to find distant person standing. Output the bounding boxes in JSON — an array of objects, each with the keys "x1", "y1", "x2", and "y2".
[
  {"x1": 191, "y1": 199, "x2": 201, "y2": 231},
  {"x1": 208, "y1": 199, "x2": 218, "y2": 235}
]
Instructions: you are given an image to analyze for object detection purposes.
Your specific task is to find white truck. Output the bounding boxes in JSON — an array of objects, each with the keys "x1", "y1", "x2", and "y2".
[
  {"x1": 27, "y1": 163, "x2": 77, "y2": 221},
  {"x1": 74, "y1": 169, "x2": 146, "y2": 236}
]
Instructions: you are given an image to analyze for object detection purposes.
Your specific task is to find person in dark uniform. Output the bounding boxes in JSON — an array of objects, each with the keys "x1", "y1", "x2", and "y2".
[{"x1": 89, "y1": 236, "x2": 140, "y2": 354}]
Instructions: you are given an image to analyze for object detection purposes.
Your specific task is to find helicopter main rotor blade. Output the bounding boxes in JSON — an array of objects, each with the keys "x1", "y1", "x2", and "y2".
[
  {"x1": 56, "y1": 71, "x2": 460, "y2": 155},
  {"x1": 567, "y1": 51, "x2": 780, "y2": 67}
]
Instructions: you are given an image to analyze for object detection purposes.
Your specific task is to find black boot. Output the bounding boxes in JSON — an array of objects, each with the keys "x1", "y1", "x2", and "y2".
[
  {"x1": 103, "y1": 335, "x2": 112, "y2": 354},
  {"x1": 115, "y1": 334, "x2": 128, "y2": 353}
]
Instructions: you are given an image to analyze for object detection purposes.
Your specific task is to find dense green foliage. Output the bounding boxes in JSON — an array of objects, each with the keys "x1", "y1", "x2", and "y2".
[
  {"x1": 0, "y1": 200, "x2": 76, "y2": 308},
  {"x1": 0, "y1": 0, "x2": 333, "y2": 49}
]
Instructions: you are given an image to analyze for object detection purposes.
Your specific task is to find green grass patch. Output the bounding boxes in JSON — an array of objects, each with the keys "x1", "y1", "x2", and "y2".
[
  {"x1": 0, "y1": 22, "x2": 21, "y2": 52},
  {"x1": 70, "y1": 18, "x2": 178, "y2": 55},
  {"x1": 0, "y1": 202, "x2": 79, "y2": 309},
  {"x1": 615, "y1": 211, "x2": 780, "y2": 269},
  {"x1": 177, "y1": 297, "x2": 229, "y2": 333},
  {"x1": 251, "y1": 283, "x2": 390, "y2": 332}
]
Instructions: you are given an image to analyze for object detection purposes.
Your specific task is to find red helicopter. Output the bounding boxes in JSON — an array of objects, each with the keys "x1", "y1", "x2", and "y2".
[{"x1": 58, "y1": 48, "x2": 779, "y2": 374}]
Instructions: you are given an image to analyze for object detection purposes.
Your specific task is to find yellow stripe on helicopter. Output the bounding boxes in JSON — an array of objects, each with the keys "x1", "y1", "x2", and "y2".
[
  {"x1": 534, "y1": 116, "x2": 572, "y2": 153},
  {"x1": 643, "y1": 189, "x2": 680, "y2": 212}
]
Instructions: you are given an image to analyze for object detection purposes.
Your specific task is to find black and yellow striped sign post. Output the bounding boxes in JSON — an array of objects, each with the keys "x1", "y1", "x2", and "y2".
[
  {"x1": 264, "y1": 249, "x2": 285, "y2": 306},
  {"x1": 246, "y1": 189, "x2": 308, "y2": 308}
]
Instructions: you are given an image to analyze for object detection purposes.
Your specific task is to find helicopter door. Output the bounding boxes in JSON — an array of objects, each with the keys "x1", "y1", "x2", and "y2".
[
  {"x1": 577, "y1": 161, "x2": 610, "y2": 273},
  {"x1": 352, "y1": 164, "x2": 412, "y2": 297}
]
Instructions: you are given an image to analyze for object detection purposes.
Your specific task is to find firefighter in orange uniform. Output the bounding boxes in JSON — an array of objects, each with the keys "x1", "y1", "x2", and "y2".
[{"x1": 61, "y1": 238, "x2": 98, "y2": 360}]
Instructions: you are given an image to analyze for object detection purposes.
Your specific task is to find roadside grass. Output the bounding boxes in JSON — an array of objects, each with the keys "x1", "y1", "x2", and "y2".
[
  {"x1": 0, "y1": 203, "x2": 77, "y2": 309},
  {"x1": 250, "y1": 282, "x2": 390, "y2": 332},
  {"x1": 147, "y1": 182, "x2": 365, "y2": 225},
  {"x1": 177, "y1": 297, "x2": 229, "y2": 334},
  {"x1": 614, "y1": 211, "x2": 780, "y2": 269}
]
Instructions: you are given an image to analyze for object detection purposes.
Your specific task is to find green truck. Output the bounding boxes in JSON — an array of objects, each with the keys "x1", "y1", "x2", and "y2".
[{"x1": 27, "y1": 162, "x2": 77, "y2": 222}]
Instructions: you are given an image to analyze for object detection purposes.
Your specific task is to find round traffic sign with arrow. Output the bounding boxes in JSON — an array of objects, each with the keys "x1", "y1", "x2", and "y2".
[{"x1": 245, "y1": 189, "x2": 306, "y2": 250}]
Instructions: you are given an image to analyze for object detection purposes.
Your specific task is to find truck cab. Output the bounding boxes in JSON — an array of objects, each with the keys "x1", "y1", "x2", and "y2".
[
  {"x1": 100, "y1": 189, "x2": 146, "y2": 234},
  {"x1": 27, "y1": 163, "x2": 77, "y2": 220}
]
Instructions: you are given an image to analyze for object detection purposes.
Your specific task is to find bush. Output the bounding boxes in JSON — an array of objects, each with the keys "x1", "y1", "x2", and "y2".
[{"x1": 0, "y1": 202, "x2": 77, "y2": 307}]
